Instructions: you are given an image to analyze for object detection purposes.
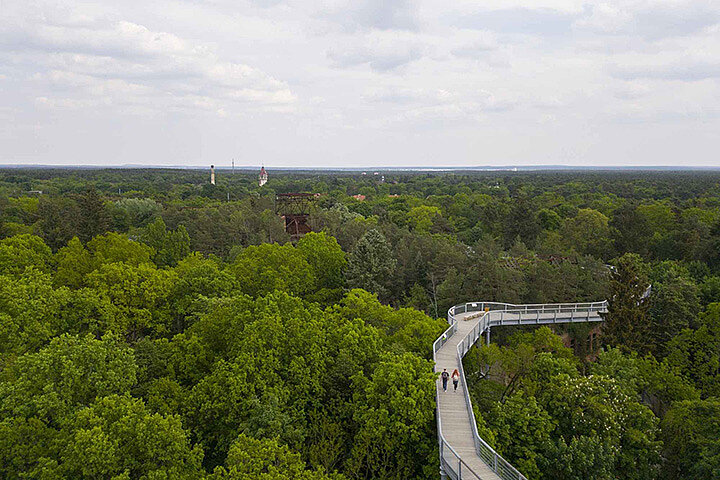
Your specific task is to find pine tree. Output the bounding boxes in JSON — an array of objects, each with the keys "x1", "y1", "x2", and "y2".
[
  {"x1": 345, "y1": 229, "x2": 396, "y2": 301},
  {"x1": 602, "y1": 253, "x2": 652, "y2": 354},
  {"x1": 77, "y1": 188, "x2": 110, "y2": 243}
]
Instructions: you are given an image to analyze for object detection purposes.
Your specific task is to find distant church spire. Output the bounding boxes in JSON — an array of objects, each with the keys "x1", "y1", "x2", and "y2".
[{"x1": 259, "y1": 165, "x2": 268, "y2": 187}]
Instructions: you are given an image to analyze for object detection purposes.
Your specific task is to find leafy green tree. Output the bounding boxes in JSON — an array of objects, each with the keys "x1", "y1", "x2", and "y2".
[
  {"x1": 0, "y1": 234, "x2": 52, "y2": 275},
  {"x1": 541, "y1": 435, "x2": 615, "y2": 480},
  {"x1": 487, "y1": 393, "x2": 553, "y2": 479},
  {"x1": 465, "y1": 250, "x2": 526, "y2": 304},
  {"x1": 231, "y1": 243, "x2": 316, "y2": 298},
  {"x1": 0, "y1": 269, "x2": 77, "y2": 360},
  {"x1": 637, "y1": 202, "x2": 675, "y2": 236},
  {"x1": 331, "y1": 289, "x2": 444, "y2": 357},
  {"x1": 700, "y1": 275, "x2": 720, "y2": 306},
  {"x1": 86, "y1": 262, "x2": 177, "y2": 339},
  {"x1": 0, "y1": 333, "x2": 137, "y2": 424},
  {"x1": 666, "y1": 304, "x2": 720, "y2": 398},
  {"x1": 113, "y1": 198, "x2": 162, "y2": 228},
  {"x1": 407, "y1": 205, "x2": 441, "y2": 233},
  {"x1": 403, "y1": 283, "x2": 433, "y2": 313},
  {"x1": 297, "y1": 232, "x2": 346, "y2": 290},
  {"x1": 472, "y1": 327, "x2": 575, "y2": 402},
  {"x1": 661, "y1": 398, "x2": 720, "y2": 480},
  {"x1": 538, "y1": 208, "x2": 561, "y2": 231},
  {"x1": 538, "y1": 375, "x2": 661, "y2": 480},
  {"x1": 87, "y1": 232, "x2": 155, "y2": 266},
  {"x1": 701, "y1": 221, "x2": 720, "y2": 273},
  {"x1": 591, "y1": 348, "x2": 698, "y2": 416},
  {"x1": 560, "y1": 208, "x2": 613, "y2": 259},
  {"x1": 345, "y1": 229, "x2": 396, "y2": 301},
  {"x1": 187, "y1": 292, "x2": 328, "y2": 466},
  {"x1": 0, "y1": 221, "x2": 33, "y2": 237},
  {"x1": 62, "y1": 394, "x2": 204, "y2": 479},
  {"x1": 347, "y1": 353, "x2": 437, "y2": 480},
  {"x1": 168, "y1": 253, "x2": 237, "y2": 331},
  {"x1": 140, "y1": 217, "x2": 191, "y2": 267},
  {"x1": 54, "y1": 236, "x2": 96, "y2": 288},
  {"x1": 209, "y1": 434, "x2": 344, "y2": 480},
  {"x1": 315, "y1": 204, "x2": 370, "y2": 252}
]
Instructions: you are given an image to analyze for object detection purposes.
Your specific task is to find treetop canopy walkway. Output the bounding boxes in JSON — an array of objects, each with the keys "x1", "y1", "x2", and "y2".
[{"x1": 433, "y1": 301, "x2": 608, "y2": 480}]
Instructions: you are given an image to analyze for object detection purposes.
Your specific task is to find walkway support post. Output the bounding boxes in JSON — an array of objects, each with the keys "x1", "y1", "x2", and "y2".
[{"x1": 485, "y1": 326, "x2": 490, "y2": 345}]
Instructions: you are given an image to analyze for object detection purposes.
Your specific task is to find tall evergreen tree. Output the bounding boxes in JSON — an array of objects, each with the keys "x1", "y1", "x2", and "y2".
[
  {"x1": 503, "y1": 195, "x2": 540, "y2": 249},
  {"x1": 345, "y1": 229, "x2": 396, "y2": 302},
  {"x1": 649, "y1": 275, "x2": 700, "y2": 357},
  {"x1": 602, "y1": 253, "x2": 652, "y2": 354},
  {"x1": 77, "y1": 188, "x2": 110, "y2": 243},
  {"x1": 610, "y1": 203, "x2": 652, "y2": 257}
]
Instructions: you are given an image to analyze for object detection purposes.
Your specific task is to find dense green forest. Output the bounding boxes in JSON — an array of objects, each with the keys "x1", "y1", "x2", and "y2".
[{"x1": 1, "y1": 168, "x2": 719, "y2": 479}]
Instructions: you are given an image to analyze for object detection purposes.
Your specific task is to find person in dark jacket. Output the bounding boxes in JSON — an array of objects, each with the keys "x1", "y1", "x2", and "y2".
[{"x1": 441, "y1": 369, "x2": 449, "y2": 392}]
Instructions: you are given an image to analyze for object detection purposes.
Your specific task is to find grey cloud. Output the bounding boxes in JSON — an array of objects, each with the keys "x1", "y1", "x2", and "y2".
[
  {"x1": 0, "y1": 21, "x2": 198, "y2": 61},
  {"x1": 451, "y1": 41, "x2": 496, "y2": 58},
  {"x1": 457, "y1": 8, "x2": 577, "y2": 36},
  {"x1": 361, "y1": 86, "x2": 518, "y2": 122},
  {"x1": 0, "y1": 8, "x2": 295, "y2": 115},
  {"x1": 612, "y1": 62, "x2": 720, "y2": 81},
  {"x1": 354, "y1": 0, "x2": 417, "y2": 30},
  {"x1": 322, "y1": 0, "x2": 418, "y2": 32},
  {"x1": 633, "y1": 7, "x2": 719, "y2": 39},
  {"x1": 327, "y1": 46, "x2": 421, "y2": 72},
  {"x1": 363, "y1": 87, "x2": 449, "y2": 105},
  {"x1": 249, "y1": 0, "x2": 285, "y2": 7},
  {"x1": 576, "y1": 2, "x2": 720, "y2": 39}
]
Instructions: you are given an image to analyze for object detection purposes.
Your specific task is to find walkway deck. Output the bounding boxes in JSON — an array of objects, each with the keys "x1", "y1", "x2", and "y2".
[
  {"x1": 435, "y1": 311, "x2": 501, "y2": 479},
  {"x1": 434, "y1": 302, "x2": 607, "y2": 480}
]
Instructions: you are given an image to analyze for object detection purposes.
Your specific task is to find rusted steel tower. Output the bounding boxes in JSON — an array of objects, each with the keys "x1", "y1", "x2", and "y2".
[{"x1": 274, "y1": 193, "x2": 320, "y2": 241}]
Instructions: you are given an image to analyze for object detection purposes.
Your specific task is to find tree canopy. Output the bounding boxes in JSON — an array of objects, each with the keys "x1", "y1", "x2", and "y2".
[{"x1": 1, "y1": 168, "x2": 720, "y2": 480}]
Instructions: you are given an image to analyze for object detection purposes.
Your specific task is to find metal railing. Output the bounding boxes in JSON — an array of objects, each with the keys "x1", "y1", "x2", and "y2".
[{"x1": 434, "y1": 300, "x2": 608, "y2": 480}]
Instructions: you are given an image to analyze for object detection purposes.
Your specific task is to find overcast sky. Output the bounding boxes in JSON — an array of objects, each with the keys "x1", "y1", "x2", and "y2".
[{"x1": 1, "y1": 0, "x2": 719, "y2": 168}]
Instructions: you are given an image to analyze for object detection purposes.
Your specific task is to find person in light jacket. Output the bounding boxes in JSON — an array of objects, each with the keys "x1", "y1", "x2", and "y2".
[{"x1": 451, "y1": 369, "x2": 460, "y2": 392}]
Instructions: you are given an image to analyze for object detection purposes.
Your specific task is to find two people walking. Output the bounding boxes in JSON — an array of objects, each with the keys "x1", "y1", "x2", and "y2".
[{"x1": 441, "y1": 368, "x2": 460, "y2": 392}]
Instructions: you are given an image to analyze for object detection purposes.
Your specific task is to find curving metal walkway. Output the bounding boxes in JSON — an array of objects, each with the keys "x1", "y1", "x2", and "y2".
[{"x1": 433, "y1": 301, "x2": 608, "y2": 480}]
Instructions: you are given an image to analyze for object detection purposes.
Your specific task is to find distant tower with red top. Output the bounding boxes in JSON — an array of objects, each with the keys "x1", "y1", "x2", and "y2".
[{"x1": 259, "y1": 166, "x2": 268, "y2": 187}]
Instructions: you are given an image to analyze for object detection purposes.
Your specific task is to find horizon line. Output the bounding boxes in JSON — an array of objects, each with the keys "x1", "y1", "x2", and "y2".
[{"x1": 2, "y1": 164, "x2": 720, "y2": 172}]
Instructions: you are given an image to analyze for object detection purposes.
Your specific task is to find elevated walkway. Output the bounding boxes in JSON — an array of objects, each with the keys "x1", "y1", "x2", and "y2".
[{"x1": 433, "y1": 302, "x2": 607, "y2": 480}]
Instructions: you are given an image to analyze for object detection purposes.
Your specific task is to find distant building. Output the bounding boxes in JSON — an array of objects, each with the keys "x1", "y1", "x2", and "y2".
[
  {"x1": 210, "y1": 165, "x2": 216, "y2": 185},
  {"x1": 352, "y1": 194, "x2": 366, "y2": 201},
  {"x1": 259, "y1": 166, "x2": 268, "y2": 187}
]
